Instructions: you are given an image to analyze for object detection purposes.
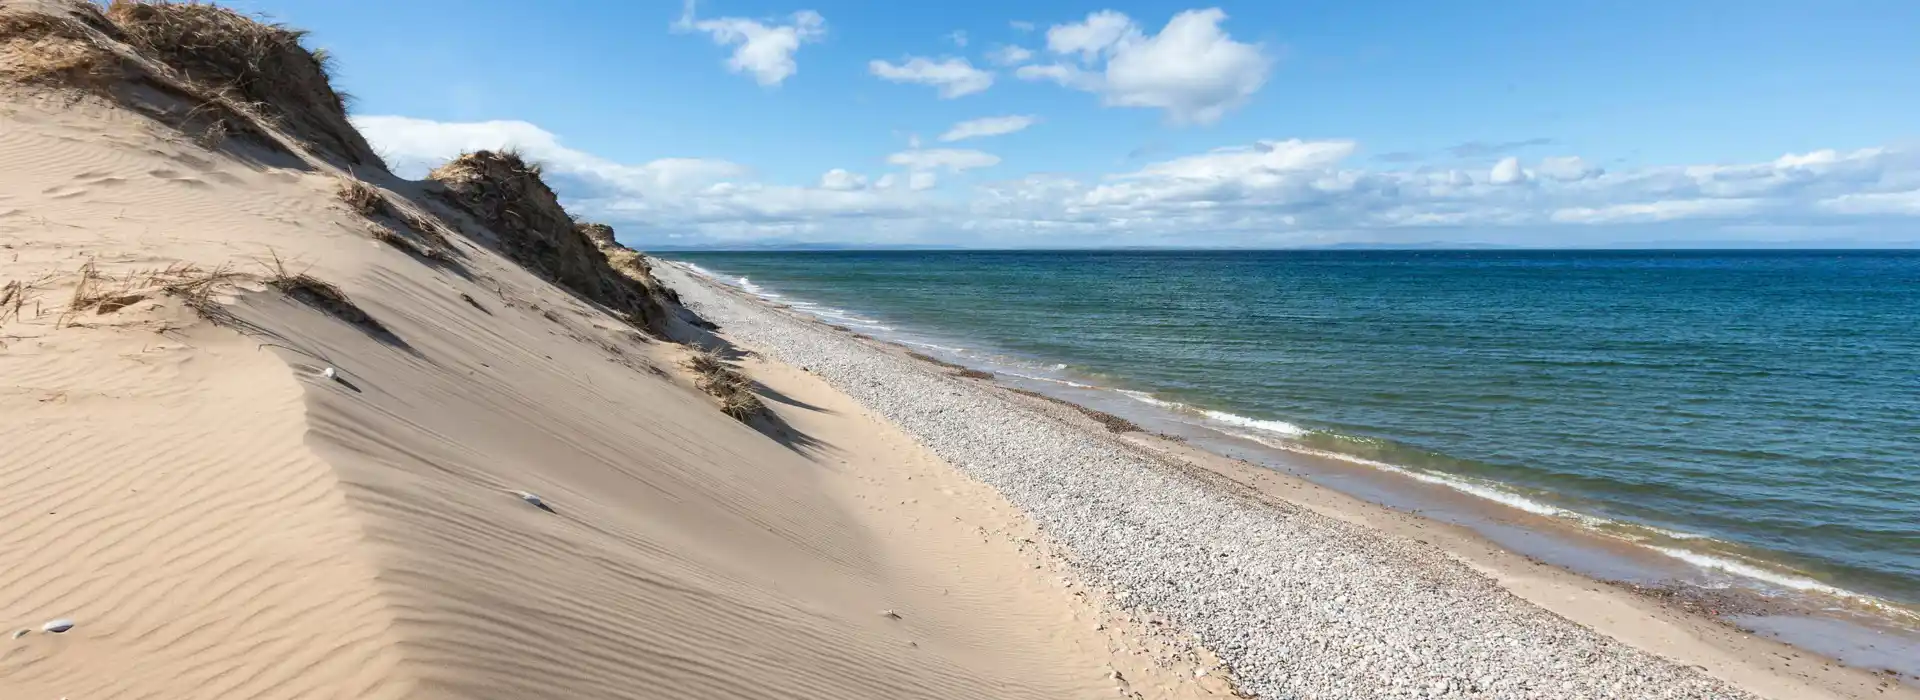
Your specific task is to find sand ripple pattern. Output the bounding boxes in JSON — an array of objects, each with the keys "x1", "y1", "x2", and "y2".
[{"x1": 0, "y1": 328, "x2": 408, "y2": 700}]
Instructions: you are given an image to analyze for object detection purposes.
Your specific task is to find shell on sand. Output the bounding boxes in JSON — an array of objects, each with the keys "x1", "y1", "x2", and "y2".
[{"x1": 42, "y1": 618, "x2": 73, "y2": 633}]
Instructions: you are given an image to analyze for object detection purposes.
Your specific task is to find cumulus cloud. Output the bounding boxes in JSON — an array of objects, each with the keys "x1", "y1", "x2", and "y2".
[
  {"x1": 868, "y1": 56, "x2": 994, "y2": 98},
  {"x1": 353, "y1": 115, "x2": 747, "y2": 193},
  {"x1": 987, "y1": 44, "x2": 1035, "y2": 66},
  {"x1": 673, "y1": 1, "x2": 825, "y2": 86},
  {"x1": 355, "y1": 114, "x2": 1920, "y2": 247},
  {"x1": 1046, "y1": 10, "x2": 1139, "y2": 60},
  {"x1": 939, "y1": 115, "x2": 1039, "y2": 142},
  {"x1": 1019, "y1": 8, "x2": 1268, "y2": 125},
  {"x1": 819, "y1": 168, "x2": 868, "y2": 191},
  {"x1": 1489, "y1": 157, "x2": 1527, "y2": 185}
]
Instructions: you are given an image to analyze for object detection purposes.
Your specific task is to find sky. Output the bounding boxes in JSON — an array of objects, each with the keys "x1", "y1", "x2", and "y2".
[{"x1": 236, "y1": 0, "x2": 1920, "y2": 248}]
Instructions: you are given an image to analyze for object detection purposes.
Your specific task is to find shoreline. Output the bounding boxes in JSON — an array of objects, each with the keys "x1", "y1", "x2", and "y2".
[
  {"x1": 659, "y1": 260, "x2": 1918, "y2": 699},
  {"x1": 671, "y1": 257, "x2": 1920, "y2": 679},
  {"x1": 676, "y1": 259, "x2": 1920, "y2": 624}
]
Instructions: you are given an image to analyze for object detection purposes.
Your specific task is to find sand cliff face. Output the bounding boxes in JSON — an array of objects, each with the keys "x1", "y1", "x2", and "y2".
[{"x1": 1, "y1": 3, "x2": 1187, "y2": 699}]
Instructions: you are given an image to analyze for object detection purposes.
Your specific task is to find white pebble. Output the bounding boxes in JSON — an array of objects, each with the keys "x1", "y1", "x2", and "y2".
[
  {"x1": 517, "y1": 491, "x2": 545, "y2": 508},
  {"x1": 41, "y1": 618, "x2": 73, "y2": 633},
  {"x1": 321, "y1": 366, "x2": 337, "y2": 380}
]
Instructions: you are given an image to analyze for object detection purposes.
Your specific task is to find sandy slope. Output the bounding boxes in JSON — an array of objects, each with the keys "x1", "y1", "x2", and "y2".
[{"x1": 0, "y1": 25, "x2": 1227, "y2": 700}]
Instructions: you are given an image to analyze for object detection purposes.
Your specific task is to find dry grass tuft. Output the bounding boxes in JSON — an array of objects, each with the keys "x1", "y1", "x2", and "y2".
[
  {"x1": 686, "y1": 348, "x2": 764, "y2": 422},
  {"x1": 335, "y1": 176, "x2": 385, "y2": 217},
  {"x1": 1007, "y1": 387, "x2": 1143, "y2": 434},
  {"x1": 104, "y1": 0, "x2": 383, "y2": 167},
  {"x1": 0, "y1": 11, "x2": 121, "y2": 87},
  {"x1": 2, "y1": 277, "x2": 46, "y2": 325},
  {"x1": 260, "y1": 250, "x2": 388, "y2": 334},
  {"x1": 52, "y1": 260, "x2": 236, "y2": 327}
]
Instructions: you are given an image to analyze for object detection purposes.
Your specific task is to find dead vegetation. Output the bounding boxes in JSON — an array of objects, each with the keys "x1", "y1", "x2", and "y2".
[
  {"x1": 0, "y1": 9, "x2": 121, "y2": 87},
  {"x1": 56, "y1": 259, "x2": 238, "y2": 326},
  {"x1": 906, "y1": 351, "x2": 967, "y2": 370},
  {"x1": 954, "y1": 368, "x2": 994, "y2": 380},
  {"x1": 260, "y1": 250, "x2": 388, "y2": 336},
  {"x1": 335, "y1": 176, "x2": 384, "y2": 217},
  {"x1": 1007, "y1": 387, "x2": 1143, "y2": 434},
  {"x1": 2, "y1": 274, "x2": 53, "y2": 325},
  {"x1": 428, "y1": 150, "x2": 679, "y2": 334},
  {"x1": 104, "y1": 0, "x2": 383, "y2": 167},
  {"x1": 335, "y1": 176, "x2": 455, "y2": 261},
  {"x1": 686, "y1": 348, "x2": 764, "y2": 422}
]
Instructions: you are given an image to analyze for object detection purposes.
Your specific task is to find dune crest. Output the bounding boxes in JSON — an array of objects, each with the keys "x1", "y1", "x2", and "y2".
[{"x1": 2, "y1": 2, "x2": 1220, "y2": 698}]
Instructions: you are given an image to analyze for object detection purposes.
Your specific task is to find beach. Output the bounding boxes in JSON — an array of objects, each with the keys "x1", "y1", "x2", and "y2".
[{"x1": 657, "y1": 260, "x2": 1918, "y2": 699}]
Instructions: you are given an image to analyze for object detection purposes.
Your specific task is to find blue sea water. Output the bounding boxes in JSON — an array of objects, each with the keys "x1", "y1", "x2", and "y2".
[{"x1": 669, "y1": 250, "x2": 1920, "y2": 610}]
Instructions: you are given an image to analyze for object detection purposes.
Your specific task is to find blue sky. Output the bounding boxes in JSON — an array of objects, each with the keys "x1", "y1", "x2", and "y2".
[{"x1": 239, "y1": 0, "x2": 1919, "y2": 247}]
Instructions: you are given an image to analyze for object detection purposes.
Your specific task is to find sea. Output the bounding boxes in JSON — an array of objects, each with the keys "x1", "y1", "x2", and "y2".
[{"x1": 668, "y1": 249, "x2": 1920, "y2": 663}]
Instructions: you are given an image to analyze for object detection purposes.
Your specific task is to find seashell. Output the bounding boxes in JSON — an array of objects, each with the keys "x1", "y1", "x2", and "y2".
[{"x1": 42, "y1": 619, "x2": 73, "y2": 633}]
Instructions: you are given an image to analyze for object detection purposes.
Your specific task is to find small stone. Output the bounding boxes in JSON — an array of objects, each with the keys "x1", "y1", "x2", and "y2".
[
  {"x1": 321, "y1": 367, "x2": 338, "y2": 381},
  {"x1": 517, "y1": 491, "x2": 545, "y2": 508},
  {"x1": 880, "y1": 609, "x2": 902, "y2": 619},
  {"x1": 11, "y1": 629, "x2": 27, "y2": 639},
  {"x1": 42, "y1": 618, "x2": 73, "y2": 634}
]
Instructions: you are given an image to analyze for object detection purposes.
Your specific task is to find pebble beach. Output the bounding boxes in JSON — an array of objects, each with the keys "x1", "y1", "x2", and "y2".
[{"x1": 658, "y1": 262, "x2": 1760, "y2": 700}]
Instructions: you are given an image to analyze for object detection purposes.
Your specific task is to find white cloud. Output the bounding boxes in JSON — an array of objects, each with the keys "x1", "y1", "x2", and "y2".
[
  {"x1": 1551, "y1": 199, "x2": 1763, "y2": 224},
  {"x1": 1489, "y1": 156, "x2": 1527, "y2": 185},
  {"x1": 1820, "y1": 189, "x2": 1920, "y2": 215},
  {"x1": 1010, "y1": 20, "x2": 1036, "y2": 32},
  {"x1": 819, "y1": 168, "x2": 868, "y2": 191},
  {"x1": 1020, "y1": 8, "x2": 1268, "y2": 125},
  {"x1": 1046, "y1": 10, "x2": 1139, "y2": 60},
  {"x1": 868, "y1": 56, "x2": 994, "y2": 98},
  {"x1": 1014, "y1": 62, "x2": 1098, "y2": 89},
  {"x1": 1535, "y1": 156, "x2": 1600, "y2": 182},
  {"x1": 886, "y1": 148, "x2": 1001, "y2": 172},
  {"x1": 355, "y1": 115, "x2": 1920, "y2": 247},
  {"x1": 939, "y1": 115, "x2": 1039, "y2": 142},
  {"x1": 353, "y1": 115, "x2": 746, "y2": 193},
  {"x1": 987, "y1": 44, "x2": 1035, "y2": 66},
  {"x1": 673, "y1": 1, "x2": 825, "y2": 86},
  {"x1": 946, "y1": 30, "x2": 969, "y2": 47}
]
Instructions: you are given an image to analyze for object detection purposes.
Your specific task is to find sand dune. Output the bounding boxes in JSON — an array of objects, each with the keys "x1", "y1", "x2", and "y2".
[{"x1": 1, "y1": 2, "x2": 1227, "y2": 698}]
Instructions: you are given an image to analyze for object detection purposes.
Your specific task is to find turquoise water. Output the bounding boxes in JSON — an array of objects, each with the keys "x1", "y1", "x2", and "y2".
[{"x1": 670, "y1": 250, "x2": 1920, "y2": 609}]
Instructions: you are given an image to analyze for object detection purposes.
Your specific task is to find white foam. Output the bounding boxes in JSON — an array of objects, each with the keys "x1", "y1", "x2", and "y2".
[
  {"x1": 1650, "y1": 547, "x2": 1846, "y2": 593},
  {"x1": 1202, "y1": 410, "x2": 1308, "y2": 438},
  {"x1": 1118, "y1": 389, "x2": 1176, "y2": 407},
  {"x1": 1002, "y1": 370, "x2": 1098, "y2": 389},
  {"x1": 683, "y1": 262, "x2": 718, "y2": 279},
  {"x1": 736, "y1": 276, "x2": 781, "y2": 298},
  {"x1": 896, "y1": 339, "x2": 967, "y2": 353}
]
